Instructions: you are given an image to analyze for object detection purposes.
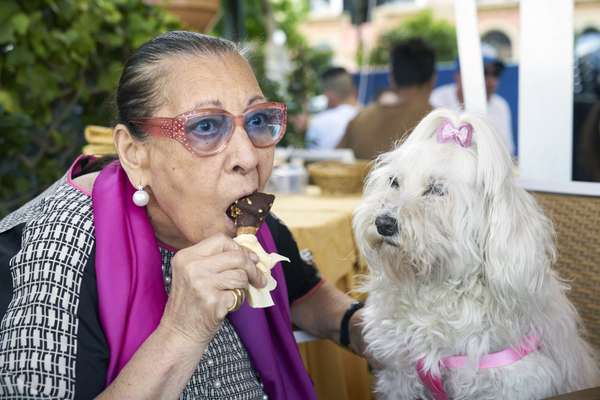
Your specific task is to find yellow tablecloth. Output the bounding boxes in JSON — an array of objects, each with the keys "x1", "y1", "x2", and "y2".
[
  {"x1": 272, "y1": 193, "x2": 362, "y2": 287},
  {"x1": 271, "y1": 189, "x2": 374, "y2": 400}
]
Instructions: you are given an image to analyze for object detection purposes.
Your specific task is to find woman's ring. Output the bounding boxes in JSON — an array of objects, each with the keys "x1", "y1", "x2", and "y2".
[{"x1": 227, "y1": 288, "x2": 245, "y2": 312}]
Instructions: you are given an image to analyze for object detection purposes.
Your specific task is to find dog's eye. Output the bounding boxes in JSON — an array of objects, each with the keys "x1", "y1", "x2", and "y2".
[
  {"x1": 423, "y1": 182, "x2": 446, "y2": 196},
  {"x1": 388, "y1": 176, "x2": 399, "y2": 189}
]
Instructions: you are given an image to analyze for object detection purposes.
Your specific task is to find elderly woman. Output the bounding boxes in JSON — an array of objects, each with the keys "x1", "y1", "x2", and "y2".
[{"x1": 0, "y1": 31, "x2": 368, "y2": 399}]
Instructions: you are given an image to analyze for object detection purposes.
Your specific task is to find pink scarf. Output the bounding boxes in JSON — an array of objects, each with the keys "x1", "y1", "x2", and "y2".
[{"x1": 91, "y1": 161, "x2": 316, "y2": 399}]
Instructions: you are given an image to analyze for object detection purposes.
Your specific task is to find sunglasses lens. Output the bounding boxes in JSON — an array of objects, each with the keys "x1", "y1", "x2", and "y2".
[
  {"x1": 244, "y1": 107, "x2": 285, "y2": 147},
  {"x1": 185, "y1": 114, "x2": 231, "y2": 153}
]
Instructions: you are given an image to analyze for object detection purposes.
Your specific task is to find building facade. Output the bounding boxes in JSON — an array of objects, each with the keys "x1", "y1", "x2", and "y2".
[{"x1": 301, "y1": 0, "x2": 600, "y2": 70}]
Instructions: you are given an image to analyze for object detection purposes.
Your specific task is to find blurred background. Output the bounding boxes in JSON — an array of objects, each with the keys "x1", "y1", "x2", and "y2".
[{"x1": 1, "y1": 0, "x2": 600, "y2": 217}]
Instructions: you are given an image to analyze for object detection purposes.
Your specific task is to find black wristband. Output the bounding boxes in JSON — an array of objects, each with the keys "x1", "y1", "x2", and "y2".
[{"x1": 339, "y1": 301, "x2": 365, "y2": 348}]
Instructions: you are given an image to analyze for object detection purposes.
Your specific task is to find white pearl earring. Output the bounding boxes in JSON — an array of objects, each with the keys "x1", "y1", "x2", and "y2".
[{"x1": 132, "y1": 185, "x2": 149, "y2": 207}]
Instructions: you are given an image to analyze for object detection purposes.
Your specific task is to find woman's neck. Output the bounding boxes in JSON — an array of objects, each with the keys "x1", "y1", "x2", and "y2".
[{"x1": 146, "y1": 201, "x2": 194, "y2": 250}]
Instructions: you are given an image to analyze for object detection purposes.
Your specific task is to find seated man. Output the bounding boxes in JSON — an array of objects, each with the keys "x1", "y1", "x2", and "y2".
[
  {"x1": 305, "y1": 67, "x2": 359, "y2": 150},
  {"x1": 337, "y1": 38, "x2": 435, "y2": 160}
]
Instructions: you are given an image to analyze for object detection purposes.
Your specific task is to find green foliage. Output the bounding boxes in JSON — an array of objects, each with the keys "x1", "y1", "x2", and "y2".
[
  {"x1": 212, "y1": 0, "x2": 333, "y2": 147},
  {"x1": 368, "y1": 9, "x2": 457, "y2": 66},
  {"x1": 0, "y1": 0, "x2": 181, "y2": 217}
]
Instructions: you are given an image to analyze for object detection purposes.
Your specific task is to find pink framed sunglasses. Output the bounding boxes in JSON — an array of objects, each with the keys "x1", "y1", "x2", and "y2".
[{"x1": 130, "y1": 102, "x2": 287, "y2": 156}]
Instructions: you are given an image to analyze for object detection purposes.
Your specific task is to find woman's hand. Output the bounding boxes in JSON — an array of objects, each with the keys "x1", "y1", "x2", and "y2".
[
  {"x1": 160, "y1": 233, "x2": 268, "y2": 346},
  {"x1": 99, "y1": 234, "x2": 268, "y2": 399}
]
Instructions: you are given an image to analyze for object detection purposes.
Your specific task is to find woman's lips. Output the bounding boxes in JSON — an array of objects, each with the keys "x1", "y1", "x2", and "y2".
[{"x1": 224, "y1": 211, "x2": 236, "y2": 234}]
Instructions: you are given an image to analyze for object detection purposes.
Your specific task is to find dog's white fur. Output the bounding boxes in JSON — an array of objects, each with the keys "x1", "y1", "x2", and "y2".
[{"x1": 354, "y1": 109, "x2": 600, "y2": 399}]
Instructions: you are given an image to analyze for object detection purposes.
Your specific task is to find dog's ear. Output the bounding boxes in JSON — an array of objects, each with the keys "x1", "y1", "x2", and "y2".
[
  {"x1": 469, "y1": 114, "x2": 556, "y2": 306},
  {"x1": 467, "y1": 114, "x2": 514, "y2": 199},
  {"x1": 481, "y1": 184, "x2": 556, "y2": 304}
]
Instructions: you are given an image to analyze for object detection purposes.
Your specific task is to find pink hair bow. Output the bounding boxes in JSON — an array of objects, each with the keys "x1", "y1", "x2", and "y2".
[{"x1": 436, "y1": 120, "x2": 473, "y2": 148}]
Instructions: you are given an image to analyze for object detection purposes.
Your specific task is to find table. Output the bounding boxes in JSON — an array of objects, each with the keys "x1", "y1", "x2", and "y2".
[
  {"x1": 272, "y1": 191, "x2": 364, "y2": 287},
  {"x1": 271, "y1": 189, "x2": 374, "y2": 400}
]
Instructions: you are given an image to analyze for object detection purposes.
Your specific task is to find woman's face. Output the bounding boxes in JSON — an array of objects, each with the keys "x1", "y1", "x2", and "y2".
[{"x1": 142, "y1": 53, "x2": 275, "y2": 247}]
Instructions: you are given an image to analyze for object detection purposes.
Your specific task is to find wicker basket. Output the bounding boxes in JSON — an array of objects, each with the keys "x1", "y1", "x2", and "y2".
[
  {"x1": 83, "y1": 125, "x2": 115, "y2": 155},
  {"x1": 307, "y1": 160, "x2": 371, "y2": 195},
  {"x1": 532, "y1": 191, "x2": 600, "y2": 351}
]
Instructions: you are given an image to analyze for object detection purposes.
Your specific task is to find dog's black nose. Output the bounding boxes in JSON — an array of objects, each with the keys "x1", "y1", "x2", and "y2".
[{"x1": 375, "y1": 215, "x2": 399, "y2": 236}]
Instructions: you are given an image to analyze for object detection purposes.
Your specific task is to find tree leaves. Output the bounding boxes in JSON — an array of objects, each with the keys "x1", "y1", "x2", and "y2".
[
  {"x1": 368, "y1": 10, "x2": 458, "y2": 66},
  {"x1": 12, "y1": 14, "x2": 30, "y2": 35},
  {"x1": 0, "y1": 0, "x2": 181, "y2": 217},
  {"x1": 0, "y1": 3, "x2": 21, "y2": 42}
]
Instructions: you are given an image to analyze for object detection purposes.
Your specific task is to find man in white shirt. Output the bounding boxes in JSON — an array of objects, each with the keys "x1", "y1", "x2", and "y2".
[
  {"x1": 430, "y1": 56, "x2": 515, "y2": 156},
  {"x1": 305, "y1": 67, "x2": 359, "y2": 149}
]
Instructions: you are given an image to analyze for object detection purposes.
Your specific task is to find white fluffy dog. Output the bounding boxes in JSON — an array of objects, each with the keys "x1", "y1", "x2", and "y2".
[{"x1": 354, "y1": 109, "x2": 600, "y2": 400}]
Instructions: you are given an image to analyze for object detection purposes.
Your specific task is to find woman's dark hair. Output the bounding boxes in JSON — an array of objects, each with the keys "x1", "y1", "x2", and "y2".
[
  {"x1": 116, "y1": 31, "x2": 240, "y2": 139},
  {"x1": 80, "y1": 32, "x2": 240, "y2": 175},
  {"x1": 319, "y1": 66, "x2": 355, "y2": 99},
  {"x1": 389, "y1": 38, "x2": 436, "y2": 88}
]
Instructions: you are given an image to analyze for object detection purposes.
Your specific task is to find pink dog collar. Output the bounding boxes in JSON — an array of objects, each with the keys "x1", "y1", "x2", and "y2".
[{"x1": 416, "y1": 335, "x2": 541, "y2": 400}]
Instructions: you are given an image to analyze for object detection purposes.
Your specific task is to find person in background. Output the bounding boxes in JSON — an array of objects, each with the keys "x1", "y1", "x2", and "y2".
[
  {"x1": 430, "y1": 49, "x2": 515, "y2": 156},
  {"x1": 337, "y1": 38, "x2": 435, "y2": 160},
  {"x1": 576, "y1": 100, "x2": 600, "y2": 182},
  {"x1": 305, "y1": 67, "x2": 359, "y2": 149}
]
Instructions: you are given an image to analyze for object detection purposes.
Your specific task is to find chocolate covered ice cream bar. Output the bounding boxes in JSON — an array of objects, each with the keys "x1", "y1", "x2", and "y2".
[
  {"x1": 228, "y1": 192, "x2": 274, "y2": 234},
  {"x1": 227, "y1": 192, "x2": 288, "y2": 309}
]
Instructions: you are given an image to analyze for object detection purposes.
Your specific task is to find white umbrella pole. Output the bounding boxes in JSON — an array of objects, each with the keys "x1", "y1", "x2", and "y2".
[{"x1": 454, "y1": 0, "x2": 487, "y2": 114}]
